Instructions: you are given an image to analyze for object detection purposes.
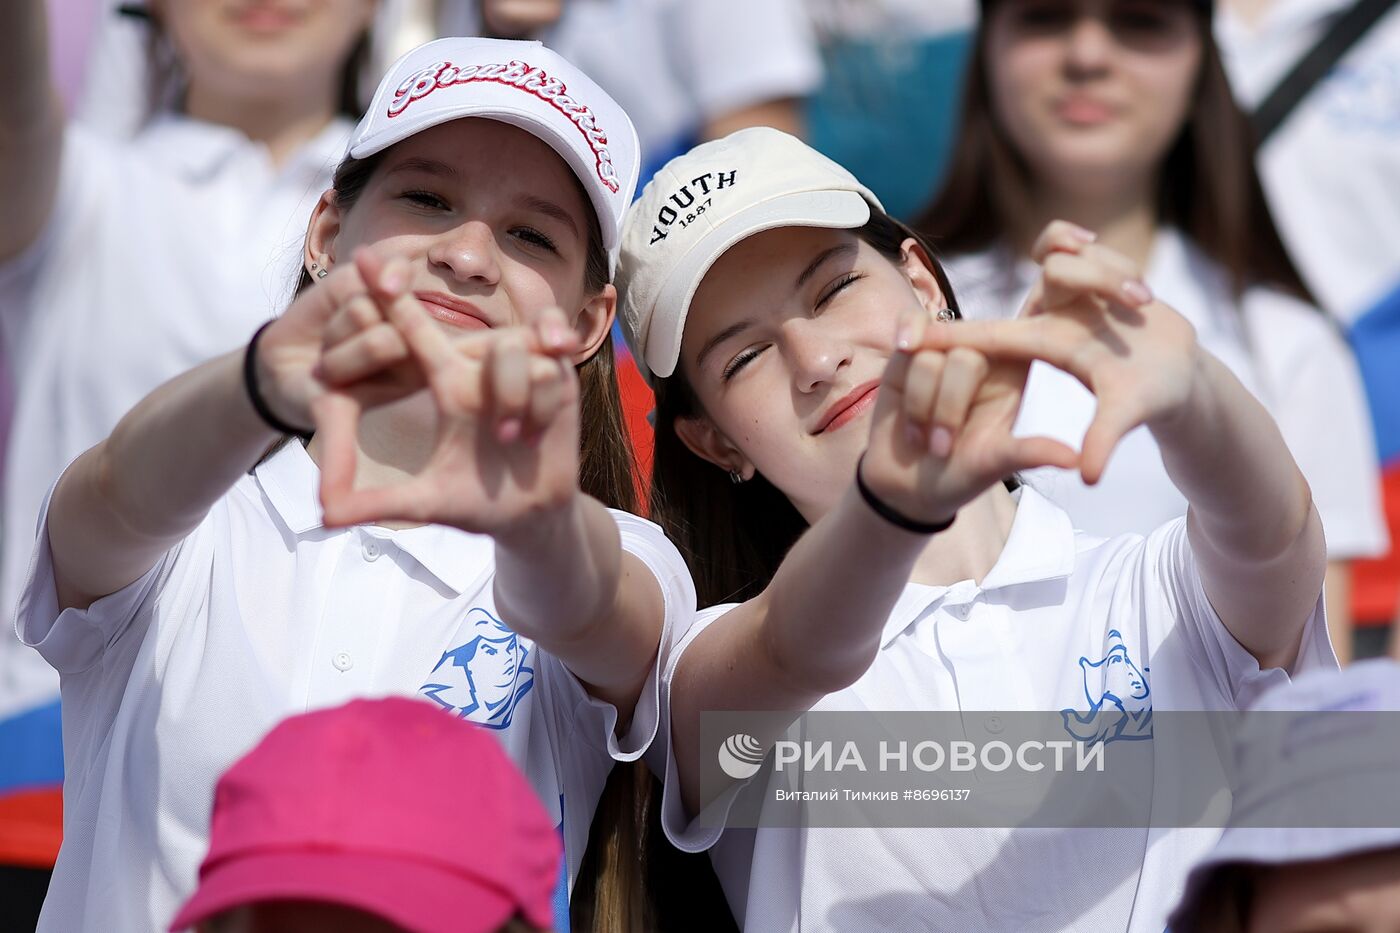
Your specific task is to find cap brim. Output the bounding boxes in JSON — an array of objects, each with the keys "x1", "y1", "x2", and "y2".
[
  {"x1": 350, "y1": 104, "x2": 621, "y2": 255},
  {"x1": 169, "y1": 849, "x2": 544, "y2": 933},
  {"x1": 644, "y1": 189, "x2": 871, "y2": 381}
]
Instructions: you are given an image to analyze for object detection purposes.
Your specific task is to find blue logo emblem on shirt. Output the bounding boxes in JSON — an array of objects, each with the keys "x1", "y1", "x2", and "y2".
[
  {"x1": 421, "y1": 609, "x2": 534, "y2": 730},
  {"x1": 1060, "y1": 629, "x2": 1152, "y2": 745}
]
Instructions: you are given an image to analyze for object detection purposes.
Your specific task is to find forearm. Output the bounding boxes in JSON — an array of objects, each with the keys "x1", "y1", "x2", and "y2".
[
  {"x1": 1152, "y1": 348, "x2": 1325, "y2": 666},
  {"x1": 758, "y1": 483, "x2": 931, "y2": 696},
  {"x1": 0, "y1": 0, "x2": 63, "y2": 260},
  {"x1": 50, "y1": 350, "x2": 281, "y2": 609}
]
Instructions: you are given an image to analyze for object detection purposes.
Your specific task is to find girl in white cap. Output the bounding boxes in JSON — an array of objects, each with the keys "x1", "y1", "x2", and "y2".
[
  {"x1": 16, "y1": 38, "x2": 692, "y2": 933},
  {"x1": 618, "y1": 126, "x2": 1336, "y2": 932}
]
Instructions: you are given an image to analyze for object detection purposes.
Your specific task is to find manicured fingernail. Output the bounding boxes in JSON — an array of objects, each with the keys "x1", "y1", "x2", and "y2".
[
  {"x1": 929, "y1": 426, "x2": 953, "y2": 458},
  {"x1": 904, "y1": 424, "x2": 923, "y2": 449},
  {"x1": 498, "y1": 418, "x2": 522, "y2": 443},
  {"x1": 896, "y1": 320, "x2": 916, "y2": 351},
  {"x1": 1122, "y1": 280, "x2": 1153, "y2": 305},
  {"x1": 547, "y1": 322, "x2": 568, "y2": 350},
  {"x1": 1069, "y1": 224, "x2": 1097, "y2": 243},
  {"x1": 383, "y1": 267, "x2": 406, "y2": 293}
]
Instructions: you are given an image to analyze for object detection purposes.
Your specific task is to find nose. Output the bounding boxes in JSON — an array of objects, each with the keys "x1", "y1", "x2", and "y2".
[
  {"x1": 1064, "y1": 15, "x2": 1114, "y2": 78},
  {"x1": 427, "y1": 220, "x2": 502, "y2": 286},
  {"x1": 782, "y1": 316, "x2": 852, "y2": 394}
]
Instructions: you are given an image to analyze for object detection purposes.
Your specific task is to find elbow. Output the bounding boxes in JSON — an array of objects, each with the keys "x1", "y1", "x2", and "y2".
[{"x1": 759, "y1": 601, "x2": 880, "y2": 698}]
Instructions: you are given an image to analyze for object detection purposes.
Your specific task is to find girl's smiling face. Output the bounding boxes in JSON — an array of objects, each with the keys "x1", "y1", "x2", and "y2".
[
  {"x1": 308, "y1": 117, "x2": 614, "y2": 349},
  {"x1": 673, "y1": 225, "x2": 947, "y2": 521}
]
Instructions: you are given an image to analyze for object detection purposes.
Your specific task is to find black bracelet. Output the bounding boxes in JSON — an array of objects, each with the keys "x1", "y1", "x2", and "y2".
[
  {"x1": 243, "y1": 322, "x2": 313, "y2": 441},
  {"x1": 855, "y1": 454, "x2": 957, "y2": 535}
]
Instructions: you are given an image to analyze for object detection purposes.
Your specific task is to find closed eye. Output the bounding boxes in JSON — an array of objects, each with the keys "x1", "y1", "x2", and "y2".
[
  {"x1": 722, "y1": 346, "x2": 765, "y2": 382},
  {"x1": 817, "y1": 272, "x2": 865, "y2": 309}
]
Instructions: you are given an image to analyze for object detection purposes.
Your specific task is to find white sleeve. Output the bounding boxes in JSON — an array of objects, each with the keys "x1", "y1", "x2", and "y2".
[
  {"x1": 14, "y1": 477, "x2": 182, "y2": 675},
  {"x1": 1141, "y1": 518, "x2": 1336, "y2": 711},
  {"x1": 645, "y1": 602, "x2": 749, "y2": 853},
  {"x1": 1244, "y1": 289, "x2": 1389, "y2": 560},
  {"x1": 668, "y1": 0, "x2": 822, "y2": 121},
  {"x1": 545, "y1": 510, "x2": 698, "y2": 762}
]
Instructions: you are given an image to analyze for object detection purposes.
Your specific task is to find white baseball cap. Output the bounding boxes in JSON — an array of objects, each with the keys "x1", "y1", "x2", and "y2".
[
  {"x1": 616, "y1": 127, "x2": 883, "y2": 383},
  {"x1": 1168, "y1": 660, "x2": 1400, "y2": 929},
  {"x1": 350, "y1": 37, "x2": 640, "y2": 271}
]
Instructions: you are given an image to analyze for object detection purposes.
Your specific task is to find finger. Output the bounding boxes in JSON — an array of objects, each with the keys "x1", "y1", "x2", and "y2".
[
  {"x1": 321, "y1": 294, "x2": 384, "y2": 350},
  {"x1": 488, "y1": 333, "x2": 531, "y2": 443},
  {"x1": 1003, "y1": 436, "x2": 1082, "y2": 474},
  {"x1": 895, "y1": 301, "x2": 929, "y2": 353},
  {"x1": 533, "y1": 306, "x2": 581, "y2": 357},
  {"x1": 318, "y1": 323, "x2": 412, "y2": 386},
  {"x1": 321, "y1": 475, "x2": 437, "y2": 529},
  {"x1": 523, "y1": 357, "x2": 569, "y2": 443},
  {"x1": 383, "y1": 289, "x2": 460, "y2": 373},
  {"x1": 901, "y1": 349, "x2": 944, "y2": 446},
  {"x1": 1030, "y1": 220, "x2": 1097, "y2": 264},
  {"x1": 1041, "y1": 252, "x2": 1152, "y2": 312},
  {"x1": 352, "y1": 247, "x2": 409, "y2": 305},
  {"x1": 311, "y1": 392, "x2": 364, "y2": 527},
  {"x1": 930, "y1": 348, "x2": 989, "y2": 456},
  {"x1": 1079, "y1": 403, "x2": 1139, "y2": 486}
]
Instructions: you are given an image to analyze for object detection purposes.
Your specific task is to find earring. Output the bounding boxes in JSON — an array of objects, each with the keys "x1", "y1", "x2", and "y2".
[
  {"x1": 937, "y1": 307, "x2": 956, "y2": 322},
  {"x1": 729, "y1": 470, "x2": 745, "y2": 485},
  {"x1": 310, "y1": 262, "x2": 329, "y2": 279}
]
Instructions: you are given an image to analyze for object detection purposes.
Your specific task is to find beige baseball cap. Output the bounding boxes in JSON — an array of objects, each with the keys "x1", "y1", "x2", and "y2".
[
  {"x1": 617, "y1": 127, "x2": 883, "y2": 382},
  {"x1": 350, "y1": 37, "x2": 640, "y2": 271}
]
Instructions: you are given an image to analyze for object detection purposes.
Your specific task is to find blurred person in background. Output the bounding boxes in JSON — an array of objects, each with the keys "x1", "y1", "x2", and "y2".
[
  {"x1": 0, "y1": 0, "x2": 375, "y2": 922},
  {"x1": 1216, "y1": 0, "x2": 1400, "y2": 663},
  {"x1": 170, "y1": 697, "x2": 560, "y2": 933},
  {"x1": 803, "y1": 0, "x2": 977, "y2": 218},
  {"x1": 919, "y1": 0, "x2": 1386, "y2": 664},
  {"x1": 1167, "y1": 659, "x2": 1400, "y2": 932}
]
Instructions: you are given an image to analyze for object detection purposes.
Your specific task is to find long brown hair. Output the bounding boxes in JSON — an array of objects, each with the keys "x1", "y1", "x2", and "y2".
[
  {"x1": 650, "y1": 207, "x2": 964, "y2": 608},
  {"x1": 917, "y1": 0, "x2": 1313, "y2": 303}
]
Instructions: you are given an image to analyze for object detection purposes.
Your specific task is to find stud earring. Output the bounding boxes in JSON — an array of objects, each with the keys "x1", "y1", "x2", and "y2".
[
  {"x1": 729, "y1": 470, "x2": 745, "y2": 485},
  {"x1": 310, "y1": 262, "x2": 329, "y2": 280},
  {"x1": 937, "y1": 307, "x2": 956, "y2": 322}
]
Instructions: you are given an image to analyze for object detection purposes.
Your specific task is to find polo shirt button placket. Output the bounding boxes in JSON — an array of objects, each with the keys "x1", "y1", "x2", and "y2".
[
  {"x1": 332, "y1": 652, "x2": 353, "y2": 672},
  {"x1": 362, "y1": 539, "x2": 382, "y2": 562}
]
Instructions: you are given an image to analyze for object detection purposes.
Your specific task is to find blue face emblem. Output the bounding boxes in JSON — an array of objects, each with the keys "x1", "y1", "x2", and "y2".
[
  {"x1": 1060, "y1": 629, "x2": 1152, "y2": 745},
  {"x1": 421, "y1": 609, "x2": 535, "y2": 730}
]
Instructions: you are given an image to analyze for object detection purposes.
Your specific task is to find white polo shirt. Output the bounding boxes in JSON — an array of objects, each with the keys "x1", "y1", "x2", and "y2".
[
  {"x1": 16, "y1": 441, "x2": 695, "y2": 933},
  {"x1": 1216, "y1": 0, "x2": 1400, "y2": 325},
  {"x1": 0, "y1": 116, "x2": 349, "y2": 722},
  {"x1": 652, "y1": 487, "x2": 1334, "y2": 932},
  {"x1": 944, "y1": 229, "x2": 1387, "y2": 559}
]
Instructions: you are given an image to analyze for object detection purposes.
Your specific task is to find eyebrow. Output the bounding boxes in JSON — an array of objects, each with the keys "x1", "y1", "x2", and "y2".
[
  {"x1": 515, "y1": 194, "x2": 580, "y2": 240},
  {"x1": 796, "y1": 243, "x2": 858, "y2": 290},
  {"x1": 385, "y1": 157, "x2": 460, "y2": 180},
  {"x1": 695, "y1": 320, "x2": 753, "y2": 373}
]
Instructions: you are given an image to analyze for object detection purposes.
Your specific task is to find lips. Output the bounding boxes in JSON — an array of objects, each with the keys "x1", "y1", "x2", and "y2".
[
  {"x1": 813, "y1": 381, "x2": 880, "y2": 435},
  {"x1": 232, "y1": 3, "x2": 302, "y2": 32},
  {"x1": 1055, "y1": 95, "x2": 1117, "y2": 126},
  {"x1": 414, "y1": 292, "x2": 492, "y2": 331}
]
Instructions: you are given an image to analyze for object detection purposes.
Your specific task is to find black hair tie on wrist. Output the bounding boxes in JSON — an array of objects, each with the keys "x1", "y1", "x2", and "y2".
[
  {"x1": 244, "y1": 321, "x2": 313, "y2": 441},
  {"x1": 855, "y1": 453, "x2": 957, "y2": 535}
]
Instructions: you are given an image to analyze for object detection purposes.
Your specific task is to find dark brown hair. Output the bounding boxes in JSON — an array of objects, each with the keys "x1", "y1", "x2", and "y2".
[
  {"x1": 293, "y1": 149, "x2": 640, "y2": 515},
  {"x1": 649, "y1": 207, "x2": 965, "y2": 608},
  {"x1": 917, "y1": 1, "x2": 1313, "y2": 303}
]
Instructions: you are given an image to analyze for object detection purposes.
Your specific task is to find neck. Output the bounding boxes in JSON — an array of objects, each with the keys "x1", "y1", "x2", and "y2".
[
  {"x1": 907, "y1": 483, "x2": 1019, "y2": 588},
  {"x1": 1013, "y1": 176, "x2": 1160, "y2": 269},
  {"x1": 304, "y1": 397, "x2": 435, "y2": 529},
  {"x1": 184, "y1": 81, "x2": 337, "y2": 167}
]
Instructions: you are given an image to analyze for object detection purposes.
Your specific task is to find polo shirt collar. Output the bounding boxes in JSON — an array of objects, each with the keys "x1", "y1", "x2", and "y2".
[
  {"x1": 137, "y1": 114, "x2": 352, "y2": 184},
  {"x1": 254, "y1": 441, "x2": 495, "y2": 596},
  {"x1": 879, "y1": 486, "x2": 1077, "y2": 648}
]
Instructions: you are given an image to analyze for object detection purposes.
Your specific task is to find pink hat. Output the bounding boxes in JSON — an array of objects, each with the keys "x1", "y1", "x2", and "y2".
[{"x1": 169, "y1": 697, "x2": 560, "y2": 933}]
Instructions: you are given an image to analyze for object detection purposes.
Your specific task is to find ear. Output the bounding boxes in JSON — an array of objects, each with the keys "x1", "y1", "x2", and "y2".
[
  {"x1": 304, "y1": 189, "x2": 342, "y2": 278},
  {"x1": 568, "y1": 283, "x2": 617, "y2": 365},
  {"x1": 897, "y1": 237, "x2": 949, "y2": 318},
  {"x1": 673, "y1": 414, "x2": 755, "y2": 481}
]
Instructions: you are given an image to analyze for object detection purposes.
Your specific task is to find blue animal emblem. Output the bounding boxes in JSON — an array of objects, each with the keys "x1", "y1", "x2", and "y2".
[
  {"x1": 421, "y1": 609, "x2": 534, "y2": 729},
  {"x1": 1060, "y1": 629, "x2": 1152, "y2": 745}
]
